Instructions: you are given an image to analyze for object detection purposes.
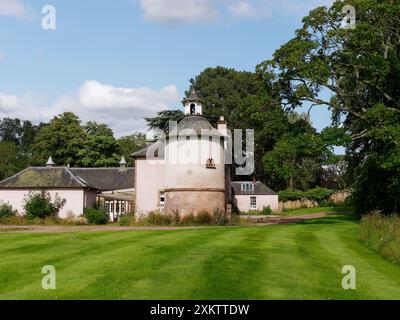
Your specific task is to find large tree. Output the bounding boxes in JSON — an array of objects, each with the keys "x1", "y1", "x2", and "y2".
[
  {"x1": 258, "y1": 0, "x2": 400, "y2": 214},
  {"x1": 117, "y1": 133, "x2": 147, "y2": 166},
  {"x1": 78, "y1": 122, "x2": 121, "y2": 167},
  {"x1": 31, "y1": 112, "x2": 88, "y2": 166}
]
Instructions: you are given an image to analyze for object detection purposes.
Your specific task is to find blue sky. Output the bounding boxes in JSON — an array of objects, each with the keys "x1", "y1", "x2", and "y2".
[{"x1": 0, "y1": 0, "x2": 334, "y2": 136}]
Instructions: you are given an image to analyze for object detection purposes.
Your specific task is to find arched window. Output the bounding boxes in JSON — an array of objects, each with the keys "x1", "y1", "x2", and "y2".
[{"x1": 190, "y1": 103, "x2": 196, "y2": 115}]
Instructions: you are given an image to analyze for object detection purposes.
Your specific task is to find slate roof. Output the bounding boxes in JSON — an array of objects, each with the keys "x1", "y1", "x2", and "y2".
[
  {"x1": 182, "y1": 89, "x2": 204, "y2": 103},
  {"x1": 170, "y1": 115, "x2": 222, "y2": 138},
  {"x1": 0, "y1": 167, "x2": 135, "y2": 191},
  {"x1": 70, "y1": 168, "x2": 135, "y2": 191},
  {"x1": 0, "y1": 167, "x2": 92, "y2": 189},
  {"x1": 231, "y1": 181, "x2": 277, "y2": 196},
  {"x1": 131, "y1": 141, "x2": 165, "y2": 158}
]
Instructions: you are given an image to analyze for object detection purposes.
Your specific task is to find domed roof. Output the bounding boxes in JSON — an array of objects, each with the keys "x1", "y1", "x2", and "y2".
[{"x1": 170, "y1": 115, "x2": 222, "y2": 137}]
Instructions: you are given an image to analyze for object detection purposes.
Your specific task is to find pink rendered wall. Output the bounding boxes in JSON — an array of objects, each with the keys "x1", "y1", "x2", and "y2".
[
  {"x1": 234, "y1": 195, "x2": 279, "y2": 213},
  {"x1": 0, "y1": 189, "x2": 85, "y2": 218},
  {"x1": 135, "y1": 159, "x2": 165, "y2": 216}
]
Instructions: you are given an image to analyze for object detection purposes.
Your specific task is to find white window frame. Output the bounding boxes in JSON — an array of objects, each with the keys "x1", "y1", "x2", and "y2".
[
  {"x1": 241, "y1": 183, "x2": 254, "y2": 192},
  {"x1": 159, "y1": 191, "x2": 165, "y2": 206},
  {"x1": 250, "y1": 196, "x2": 257, "y2": 210}
]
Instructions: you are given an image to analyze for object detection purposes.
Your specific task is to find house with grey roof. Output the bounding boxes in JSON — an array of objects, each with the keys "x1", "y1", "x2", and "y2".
[
  {"x1": 232, "y1": 181, "x2": 278, "y2": 213},
  {"x1": 0, "y1": 158, "x2": 135, "y2": 220}
]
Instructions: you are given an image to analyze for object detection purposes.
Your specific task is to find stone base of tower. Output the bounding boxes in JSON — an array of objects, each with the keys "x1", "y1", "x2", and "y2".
[{"x1": 164, "y1": 189, "x2": 225, "y2": 216}]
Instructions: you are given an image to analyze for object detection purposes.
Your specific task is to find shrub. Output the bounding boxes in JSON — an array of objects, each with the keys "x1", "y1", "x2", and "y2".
[
  {"x1": 142, "y1": 211, "x2": 173, "y2": 226},
  {"x1": 304, "y1": 188, "x2": 334, "y2": 203},
  {"x1": 279, "y1": 187, "x2": 334, "y2": 204},
  {"x1": 261, "y1": 206, "x2": 272, "y2": 215},
  {"x1": 84, "y1": 207, "x2": 109, "y2": 225},
  {"x1": 278, "y1": 189, "x2": 305, "y2": 201},
  {"x1": 119, "y1": 213, "x2": 135, "y2": 226},
  {"x1": 195, "y1": 210, "x2": 213, "y2": 225},
  {"x1": 213, "y1": 208, "x2": 230, "y2": 226},
  {"x1": 180, "y1": 213, "x2": 196, "y2": 226},
  {"x1": 0, "y1": 202, "x2": 17, "y2": 218},
  {"x1": 360, "y1": 212, "x2": 400, "y2": 265},
  {"x1": 24, "y1": 191, "x2": 66, "y2": 220}
]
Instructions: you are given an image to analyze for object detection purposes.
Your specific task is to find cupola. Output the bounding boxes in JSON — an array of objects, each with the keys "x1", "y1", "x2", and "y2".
[
  {"x1": 46, "y1": 156, "x2": 55, "y2": 167},
  {"x1": 182, "y1": 89, "x2": 203, "y2": 116}
]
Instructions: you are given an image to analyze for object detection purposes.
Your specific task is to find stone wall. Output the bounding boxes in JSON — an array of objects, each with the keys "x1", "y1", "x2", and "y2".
[
  {"x1": 278, "y1": 191, "x2": 351, "y2": 212},
  {"x1": 165, "y1": 190, "x2": 225, "y2": 216}
]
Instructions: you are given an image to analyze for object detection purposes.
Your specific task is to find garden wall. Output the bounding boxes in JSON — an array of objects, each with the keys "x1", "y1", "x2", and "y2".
[{"x1": 278, "y1": 191, "x2": 351, "y2": 211}]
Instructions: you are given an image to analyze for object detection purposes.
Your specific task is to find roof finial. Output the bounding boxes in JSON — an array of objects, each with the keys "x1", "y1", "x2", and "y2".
[
  {"x1": 119, "y1": 156, "x2": 127, "y2": 170},
  {"x1": 46, "y1": 156, "x2": 55, "y2": 167}
]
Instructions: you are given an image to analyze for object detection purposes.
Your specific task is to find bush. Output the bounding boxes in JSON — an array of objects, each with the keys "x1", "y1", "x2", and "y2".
[
  {"x1": 119, "y1": 213, "x2": 135, "y2": 226},
  {"x1": 195, "y1": 210, "x2": 213, "y2": 225},
  {"x1": 84, "y1": 207, "x2": 109, "y2": 225},
  {"x1": 24, "y1": 191, "x2": 66, "y2": 220},
  {"x1": 261, "y1": 206, "x2": 272, "y2": 215},
  {"x1": 279, "y1": 187, "x2": 334, "y2": 204},
  {"x1": 360, "y1": 212, "x2": 400, "y2": 265},
  {"x1": 0, "y1": 202, "x2": 17, "y2": 218},
  {"x1": 180, "y1": 213, "x2": 196, "y2": 226},
  {"x1": 304, "y1": 188, "x2": 334, "y2": 202},
  {"x1": 278, "y1": 189, "x2": 305, "y2": 201},
  {"x1": 142, "y1": 211, "x2": 173, "y2": 226},
  {"x1": 213, "y1": 208, "x2": 230, "y2": 226}
]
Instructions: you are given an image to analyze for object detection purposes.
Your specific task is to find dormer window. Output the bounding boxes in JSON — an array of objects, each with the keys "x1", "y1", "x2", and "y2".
[
  {"x1": 241, "y1": 182, "x2": 254, "y2": 192},
  {"x1": 206, "y1": 158, "x2": 216, "y2": 169}
]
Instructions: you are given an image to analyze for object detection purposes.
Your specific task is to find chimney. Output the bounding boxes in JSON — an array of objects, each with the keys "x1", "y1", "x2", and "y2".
[
  {"x1": 46, "y1": 156, "x2": 55, "y2": 168},
  {"x1": 218, "y1": 116, "x2": 228, "y2": 136},
  {"x1": 119, "y1": 156, "x2": 127, "y2": 170}
]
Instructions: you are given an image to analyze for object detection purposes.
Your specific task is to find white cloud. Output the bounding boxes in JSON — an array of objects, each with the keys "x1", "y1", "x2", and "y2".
[
  {"x1": 0, "y1": 81, "x2": 181, "y2": 137},
  {"x1": 138, "y1": 0, "x2": 334, "y2": 25},
  {"x1": 228, "y1": 1, "x2": 270, "y2": 19},
  {"x1": 139, "y1": 0, "x2": 219, "y2": 25},
  {"x1": 0, "y1": 0, "x2": 29, "y2": 19}
]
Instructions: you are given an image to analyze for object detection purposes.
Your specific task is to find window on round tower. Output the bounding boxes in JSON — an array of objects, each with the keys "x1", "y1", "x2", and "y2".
[{"x1": 190, "y1": 104, "x2": 196, "y2": 115}]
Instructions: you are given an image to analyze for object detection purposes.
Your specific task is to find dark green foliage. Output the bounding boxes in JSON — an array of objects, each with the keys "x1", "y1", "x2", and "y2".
[
  {"x1": 145, "y1": 110, "x2": 185, "y2": 136},
  {"x1": 260, "y1": 0, "x2": 399, "y2": 214},
  {"x1": 23, "y1": 191, "x2": 66, "y2": 220},
  {"x1": 278, "y1": 189, "x2": 306, "y2": 201},
  {"x1": 78, "y1": 122, "x2": 120, "y2": 167},
  {"x1": 262, "y1": 206, "x2": 272, "y2": 215},
  {"x1": 117, "y1": 133, "x2": 147, "y2": 166},
  {"x1": 31, "y1": 112, "x2": 87, "y2": 166},
  {"x1": 84, "y1": 207, "x2": 109, "y2": 225},
  {"x1": 0, "y1": 202, "x2": 17, "y2": 218},
  {"x1": 278, "y1": 187, "x2": 333, "y2": 204}
]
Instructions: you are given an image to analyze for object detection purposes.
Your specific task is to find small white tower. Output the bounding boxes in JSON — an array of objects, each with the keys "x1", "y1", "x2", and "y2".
[
  {"x1": 46, "y1": 156, "x2": 55, "y2": 167},
  {"x1": 182, "y1": 89, "x2": 204, "y2": 116}
]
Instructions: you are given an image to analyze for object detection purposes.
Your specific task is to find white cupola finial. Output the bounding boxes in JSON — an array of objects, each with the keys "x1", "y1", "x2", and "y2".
[
  {"x1": 182, "y1": 89, "x2": 203, "y2": 116},
  {"x1": 46, "y1": 156, "x2": 55, "y2": 167},
  {"x1": 119, "y1": 156, "x2": 127, "y2": 170}
]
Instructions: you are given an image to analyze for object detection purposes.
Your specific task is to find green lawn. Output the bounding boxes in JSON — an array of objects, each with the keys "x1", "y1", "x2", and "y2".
[
  {"x1": 282, "y1": 206, "x2": 353, "y2": 217},
  {"x1": 1, "y1": 214, "x2": 400, "y2": 300}
]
